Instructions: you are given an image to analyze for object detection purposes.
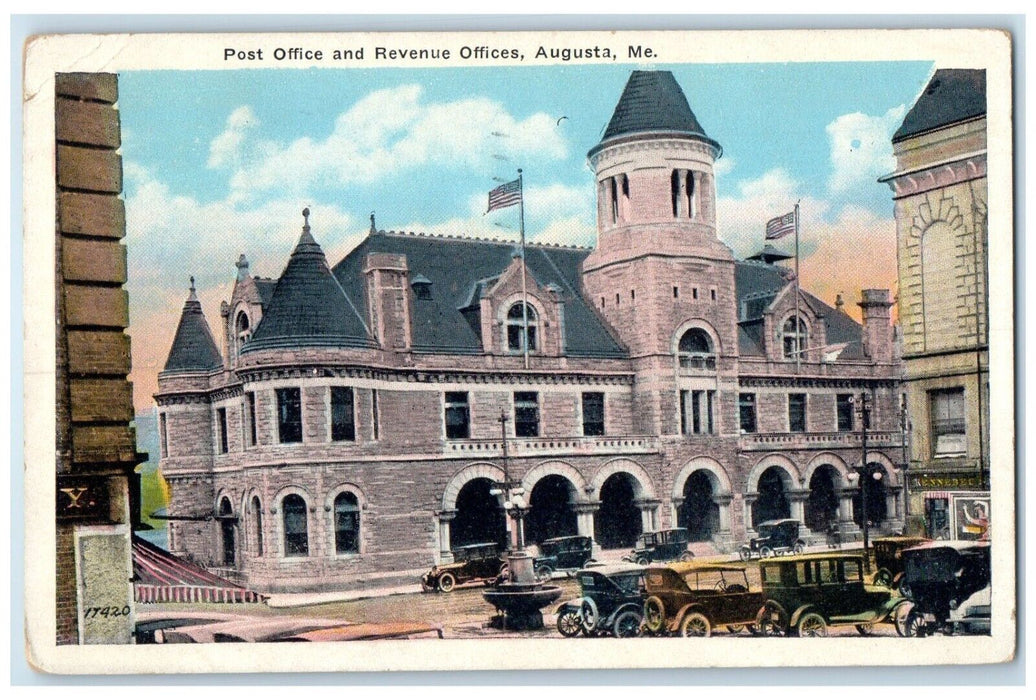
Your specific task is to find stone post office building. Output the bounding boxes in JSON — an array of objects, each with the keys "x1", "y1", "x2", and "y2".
[{"x1": 156, "y1": 71, "x2": 906, "y2": 592}]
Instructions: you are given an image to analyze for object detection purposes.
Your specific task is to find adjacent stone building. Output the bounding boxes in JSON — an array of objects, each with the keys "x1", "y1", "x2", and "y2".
[
  {"x1": 881, "y1": 69, "x2": 989, "y2": 535},
  {"x1": 157, "y1": 71, "x2": 905, "y2": 592}
]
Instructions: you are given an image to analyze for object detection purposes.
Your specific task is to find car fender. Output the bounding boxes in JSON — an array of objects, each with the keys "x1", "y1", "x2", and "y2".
[
  {"x1": 556, "y1": 599, "x2": 582, "y2": 615},
  {"x1": 674, "y1": 603, "x2": 705, "y2": 631},
  {"x1": 788, "y1": 604, "x2": 817, "y2": 629},
  {"x1": 873, "y1": 595, "x2": 909, "y2": 621}
]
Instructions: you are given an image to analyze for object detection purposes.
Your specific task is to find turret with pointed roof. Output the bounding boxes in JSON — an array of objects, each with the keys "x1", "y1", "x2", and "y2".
[
  {"x1": 162, "y1": 277, "x2": 223, "y2": 373},
  {"x1": 245, "y1": 208, "x2": 376, "y2": 352}
]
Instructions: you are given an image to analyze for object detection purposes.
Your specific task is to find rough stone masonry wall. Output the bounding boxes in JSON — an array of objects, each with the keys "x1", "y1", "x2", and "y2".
[{"x1": 55, "y1": 73, "x2": 140, "y2": 644}]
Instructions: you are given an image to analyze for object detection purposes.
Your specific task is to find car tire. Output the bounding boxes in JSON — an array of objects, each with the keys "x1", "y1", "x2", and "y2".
[
  {"x1": 760, "y1": 546, "x2": 774, "y2": 559},
  {"x1": 678, "y1": 551, "x2": 694, "y2": 562},
  {"x1": 613, "y1": 610, "x2": 642, "y2": 638},
  {"x1": 873, "y1": 568, "x2": 893, "y2": 588},
  {"x1": 636, "y1": 556, "x2": 649, "y2": 566},
  {"x1": 738, "y1": 546, "x2": 752, "y2": 562},
  {"x1": 793, "y1": 542, "x2": 805, "y2": 555},
  {"x1": 727, "y1": 624, "x2": 745, "y2": 634},
  {"x1": 437, "y1": 572, "x2": 456, "y2": 593},
  {"x1": 755, "y1": 602, "x2": 787, "y2": 637},
  {"x1": 579, "y1": 598, "x2": 599, "y2": 634},
  {"x1": 536, "y1": 565, "x2": 553, "y2": 581},
  {"x1": 893, "y1": 601, "x2": 913, "y2": 637},
  {"x1": 796, "y1": 612, "x2": 827, "y2": 638},
  {"x1": 556, "y1": 609, "x2": 582, "y2": 638},
  {"x1": 643, "y1": 596, "x2": 667, "y2": 635},
  {"x1": 679, "y1": 611, "x2": 711, "y2": 638},
  {"x1": 904, "y1": 610, "x2": 927, "y2": 638}
]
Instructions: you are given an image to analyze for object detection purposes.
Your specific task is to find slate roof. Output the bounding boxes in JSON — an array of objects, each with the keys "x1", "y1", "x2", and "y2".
[
  {"x1": 163, "y1": 281, "x2": 223, "y2": 373},
  {"x1": 245, "y1": 219, "x2": 376, "y2": 352},
  {"x1": 893, "y1": 69, "x2": 986, "y2": 143},
  {"x1": 254, "y1": 278, "x2": 277, "y2": 307},
  {"x1": 332, "y1": 231, "x2": 628, "y2": 358},
  {"x1": 596, "y1": 71, "x2": 719, "y2": 150}
]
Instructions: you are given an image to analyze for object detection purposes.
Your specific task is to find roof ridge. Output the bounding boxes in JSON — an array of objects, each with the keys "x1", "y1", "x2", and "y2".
[{"x1": 374, "y1": 228, "x2": 591, "y2": 251}]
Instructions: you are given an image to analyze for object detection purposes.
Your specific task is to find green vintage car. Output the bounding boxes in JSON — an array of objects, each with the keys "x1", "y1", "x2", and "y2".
[{"x1": 755, "y1": 552, "x2": 910, "y2": 637}]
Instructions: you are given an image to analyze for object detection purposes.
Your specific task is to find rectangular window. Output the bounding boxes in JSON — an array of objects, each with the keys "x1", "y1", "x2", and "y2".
[
  {"x1": 159, "y1": 413, "x2": 168, "y2": 458},
  {"x1": 245, "y1": 392, "x2": 257, "y2": 446},
  {"x1": 739, "y1": 393, "x2": 757, "y2": 433},
  {"x1": 445, "y1": 391, "x2": 471, "y2": 440},
  {"x1": 681, "y1": 390, "x2": 715, "y2": 435},
  {"x1": 788, "y1": 393, "x2": 807, "y2": 433},
  {"x1": 216, "y1": 407, "x2": 229, "y2": 454},
  {"x1": 930, "y1": 387, "x2": 966, "y2": 457},
  {"x1": 276, "y1": 387, "x2": 302, "y2": 444},
  {"x1": 692, "y1": 287, "x2": 699, "y2": 300},
  {"x1": 582, "y1": 392, "x2": 605, "y2": 436},
  {"x1": 371, "y1": 389, "x2": 380, "y2": 440},
  {"x1": 836, "y1": 394, "x2": 855, "y2": 432},
  {"x1": 673, "y1": 286, "x2": 679, "y2": 299},
  {"x1": 710, "y1": 288, "x2": 716, "y2": 301},
  {"x1": 331, "y1": 387, "x2": 356, "y2": 442},
  {"x1": 514, "y1": 391, "x2": 539, "y2": 437}
]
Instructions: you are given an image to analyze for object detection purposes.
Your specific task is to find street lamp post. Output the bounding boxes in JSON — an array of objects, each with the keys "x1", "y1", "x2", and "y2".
[
  {"x1": 851, "y1": 391, "x2": 876, "y2": 572},
  {"x1": 493, "y1": 411, "x2": 526, "y2": 552}
]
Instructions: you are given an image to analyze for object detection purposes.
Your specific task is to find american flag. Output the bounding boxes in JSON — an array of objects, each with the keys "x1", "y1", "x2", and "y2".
[
  {"x1": 487, "y1": 178, "x2": 522, "y2": 212},
  {"x1": 765, "y1": 210, "x2": 796, "y2": 240}
]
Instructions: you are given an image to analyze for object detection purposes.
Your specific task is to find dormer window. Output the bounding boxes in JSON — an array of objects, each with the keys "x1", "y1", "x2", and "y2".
[
  {"x1": 507, "y1": 302, "x2": 538, "y2": 353},
  {"x1": 411, "y1": 274, "x2": 433, "y2": 300},
  {"x1": 677, "y1": 328, "x2": 715, "y2": 370},
  {"x1": 235, "y1": 311, "x2": 251, "y2": 353},
  {"x1": 782, "y1": 316, "x2": 808, "y2": 360}
]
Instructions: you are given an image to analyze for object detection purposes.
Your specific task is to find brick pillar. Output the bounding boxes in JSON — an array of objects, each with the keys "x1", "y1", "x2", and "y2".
[
  {"x1": 743, "y1": 492, "x2": 759, "y2": 536},
  {"x1": 436, "y1": 510, "x2": 456, "y2": 563}
]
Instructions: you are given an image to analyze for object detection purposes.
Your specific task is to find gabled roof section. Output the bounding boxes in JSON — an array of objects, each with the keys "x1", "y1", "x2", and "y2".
[
  {"x1": 597, "y1": 71, "x2": 719, "y2": 149},
  {"x1": 163, "y1": 278, "x2": 223, "y2": 373},
  {"x1": 893, "y1": 69, "x2": 986, "y2": 143},
  {"x1": 333, "y1": 231, "x2": 627, "y2": 358},
  {"x1": 245, "y1": 210, "x2": 375, "y2": 352}
]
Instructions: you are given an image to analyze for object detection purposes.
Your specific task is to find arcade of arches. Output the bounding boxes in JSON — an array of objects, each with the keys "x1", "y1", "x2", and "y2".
[{"x1": 436, "y1": 458, "x2": 904, "y2": 560}]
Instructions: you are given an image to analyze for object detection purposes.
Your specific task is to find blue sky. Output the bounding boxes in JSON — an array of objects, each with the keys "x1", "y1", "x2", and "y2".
[{"x1": 119, "y1": 61, "x2": 933, "y2": 408}]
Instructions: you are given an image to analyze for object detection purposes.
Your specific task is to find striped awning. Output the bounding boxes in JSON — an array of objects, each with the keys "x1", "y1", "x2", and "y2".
[{"x1": 132, "y1": 535, "x2": 266, "y2": 604}]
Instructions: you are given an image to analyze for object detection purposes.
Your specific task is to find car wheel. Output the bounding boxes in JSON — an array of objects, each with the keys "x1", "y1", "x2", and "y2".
[
  {"x1": 760, "y1": 546, "x2": 774, "y2": 559},
  {"x1": 437, "y1": 572, "x2": 456, "y2": 593},
  {"x1": 556, "y1": 609, "x2": 582, "y2": 638},
  {"x1": 793, "y1": 542, "x2": 805, "y2": 555},
  {"x1": 796, "y1": 612, "x2": 827, "y2": 638},
  {"x1": 636, "y1": 556, "x2": 649, "y2": 566},
  {"x1": 680, "y1": 612, "x2": 711, "y2": 638},
  {"x1": 727, "y1": 624, "x2": 745, "y2": 634},
  {"x1": 579, "y1": 598, "x2": 599, "y2": 634},
  {"x1": 679, "y1": 551, "x2": 694, "y2": 562},
  {"x1": 855, "y1": 624, "x2": 875, "y2": 636},
  {"x1": 755, "y1": 602, "x2": 787, "y2": 637},
  {"x1": 643, "y1": 596, "x2": 667, "y2": 635},
  {"x1": 738, "y1": 546, "x2": 752, "y2": 562},
  {"x1": 893, "y1": 601, "x2": 913, "y2": 637},
  {"x1": 536, "y1": 565, "x2": 553, "y2": 581},
  {"x1": 904, "y1": 610, "x2": 927, "y2": 638},
  {"x1": 873, "y1": 568, "x2": 893, "y2": 588},
  {"x1": 613, "y1": 610, "x2": 642, "y2": 638}
]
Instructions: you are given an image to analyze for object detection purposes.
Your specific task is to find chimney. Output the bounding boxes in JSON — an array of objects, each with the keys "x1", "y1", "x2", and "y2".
[
  {"x1": 363, "y1": 252, "x2": 412, "y2": 351},
  {"x1": 858, "y1": 289, "x2": 894, "y2": 363}
]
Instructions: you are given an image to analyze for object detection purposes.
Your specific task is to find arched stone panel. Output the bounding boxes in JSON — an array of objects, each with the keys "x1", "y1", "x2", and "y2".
[
  {"x1": 670, "y1": 318, "x2": 724, "y2": 356},
  {"x1": 802, "y1": 453, "x2": 851, "y2": 489},
  {"x1": 672, "y1": 455, "x2": 733, "y2": 499},
  {"x1": 746, "y1": 454, "x2": 801, "y2": 492},
  {"x1": 590, "y1": 458, "x2": 656, "y2": 500},
  {"x1": 442, "y1": 462, "x2": 506, "y2": 511},
  {"x1": 864, "y1": 452, "x2": 900, "y2": 487},
  {"x1": 521, "y1": 460, "x2": 589, "y2": 502}
]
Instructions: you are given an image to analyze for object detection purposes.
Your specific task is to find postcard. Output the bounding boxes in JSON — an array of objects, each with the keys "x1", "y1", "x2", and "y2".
[{"x1": 23, "y1": 27, "x2": 1014, "y2": 674}]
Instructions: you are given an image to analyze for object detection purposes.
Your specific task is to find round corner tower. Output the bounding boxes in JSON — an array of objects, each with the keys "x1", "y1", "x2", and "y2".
[{"x1": 582, "y1": 70, "x2": 739, "y2": 438}]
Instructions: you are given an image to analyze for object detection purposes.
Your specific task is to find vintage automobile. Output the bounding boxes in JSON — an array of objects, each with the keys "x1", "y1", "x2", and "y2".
[
  {"x1": 641, "y1": 562, "x2": 765, "y2": 637},
  {"x1": 739, "y1": 519, "x2": 806, "y2": 560},
  {"x1": 871, "y1": 535, "x2": 930, "y2": 588},
  {"x1": 555, "y1": 563, "x2": 646, "y2": 638},
  {"x1": 532, "y1": 535, "x2": 597, "y2": 579},
  {"x1": 420, "y1": 542, "x2": 506, "y2": 593},
  {"x1": 622, "y1": 528, "x2": 694, "y2": 565},
  {"x1": 755, "y1": 552, "x2": 910, "y2": 637},
  {"x1": 899, "y1": 541, "x2": 991, "y2": 637}
]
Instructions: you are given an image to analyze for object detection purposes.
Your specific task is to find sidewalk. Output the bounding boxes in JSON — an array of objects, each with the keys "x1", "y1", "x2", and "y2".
[{"x1": 267, "y1": 583, "x2": 423, "y2": 608}]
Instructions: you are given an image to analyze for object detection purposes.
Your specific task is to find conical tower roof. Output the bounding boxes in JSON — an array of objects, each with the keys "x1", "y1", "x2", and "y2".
[
  {"x1": 597, "y1": 71, "x2": 718, "y2": 147},
  {"x1": 245, "y1": 208, "x2": 375, "y2": 351},
  {"x1": 162, "y1": 277, "x2": 223, "y2": 373}
]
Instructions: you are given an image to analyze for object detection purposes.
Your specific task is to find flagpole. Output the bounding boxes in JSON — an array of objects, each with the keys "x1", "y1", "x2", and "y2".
[
  {"x1": 518, "y1": 169, "x2": 529, "y2": 370},
  {"x1": 794, "y1": 201, "x2": 801, "y2": 374}
]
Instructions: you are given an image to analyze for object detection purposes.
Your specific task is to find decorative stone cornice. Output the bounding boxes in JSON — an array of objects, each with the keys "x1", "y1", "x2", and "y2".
[
  {"x1": 738, "y1": 376, "x2": 899, "y2": 389},
  {"x1": 235, "y1": 364, "x2": 635, "y2": 388},
  {"x1": 589, "y1": 135, "x2": 721, "y2": 167},
  {"x1": 155, "y1": 393, "x2": 211, "y2": 407},
  {"x1": 882, "y1": 153, "x2": 986, "y2": 200}
]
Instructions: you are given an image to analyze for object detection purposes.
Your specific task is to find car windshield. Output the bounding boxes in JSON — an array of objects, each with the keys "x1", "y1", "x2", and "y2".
[{"x1": 757, "y1": 524, "x2": 774, "y2": 537}]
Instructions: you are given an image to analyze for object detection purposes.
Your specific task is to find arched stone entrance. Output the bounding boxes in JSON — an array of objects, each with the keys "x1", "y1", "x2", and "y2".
[
  {"x1": 526, "y1": 475, "x2": 579, "y2": 544},
  {"x1": 218, "y1": 496, "x2": 235, "y2": 566},
  {"x1": 752, "y1": 467, "x2": 791, "y2": 527},
  {"x1": 678, "y1": 471, "x2": 719, "y2": 542},
  {"x1": 594, "y1": 472, "x2": 642, "y2": 548},
  {"x1": 805, "y1": 465, "x2": 841, "y2": 533},
  {"x1": 451, "y1": 477, "x2": 507, "y2": 549}
]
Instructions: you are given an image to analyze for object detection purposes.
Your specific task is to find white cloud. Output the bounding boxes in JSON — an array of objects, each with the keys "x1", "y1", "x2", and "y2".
[
  {"x1": 713, "y1": 155, "x2": 736, "y2": 178},
  {"x1": 221, "y1": 85, "x2": 569, "y2": 205},
  {"x1": 826, "y1": 105, "x2": 906, "y2": 194},
  {"x1": 207, "y1": 106, "x2": 257, "y2": 169}
]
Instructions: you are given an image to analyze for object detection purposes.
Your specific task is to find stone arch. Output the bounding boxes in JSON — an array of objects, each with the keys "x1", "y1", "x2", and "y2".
[
  {"x1": 590, "y1": 458, "x2": 656, "y2": 500},
  {"x1": 670, "y1": 318, "x2": 723, "y2": 356},
  {"x1": 214, "y1": 487, "x2": 240, "y2": 517},
  {"x1": 325, "y1": 482, "x2": 366, "y2": 556},
  {"x1": 274, "y1": 486, "x2": 314, "y2": 559},
  {"x1": 746, "y1": 454, "x2": 801, "y2": 492},
  {"x1": 442, "y1": 462, "x2": 506, "y2": 511},
  {"x1": 802, "y1": 453, "x2": 851, "y2": 489},
  {"x1": 864, "y1": 452, "x2": 900, "y2": 487},
  {"x1": 242, "y1": 488, "x2": 264, "y2": 557},
  {"x1": 521, "y1": 460, "x2": 589, "y2": 501},
  {"x1": 672, "y1": 456, "x2": 733, "y2": 499}
]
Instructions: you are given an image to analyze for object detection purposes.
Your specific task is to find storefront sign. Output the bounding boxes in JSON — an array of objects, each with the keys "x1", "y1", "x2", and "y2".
[
  {"x1": 56, "y1": 475, "x2": 111, "y2": 522},
  {"x1": 909, "y1": 473, "x2": 988, "y2": 490}
]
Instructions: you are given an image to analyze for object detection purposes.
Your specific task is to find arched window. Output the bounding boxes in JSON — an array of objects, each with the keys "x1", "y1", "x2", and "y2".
[
  {"x1": 333, "y1": 492, "x2": 360, "y2": 554},
  {"x1": 677, "y1": 328, "x2": 715, "y2": 370},
  {"x1": 506, "y1": 303, "x2": 538, "y2": 353},
  {"x1": 218, "y1": 497, "x2": 235, "y2": 566},
  {"x1": 235, "y1": 311, "x2": 251, "y2": 353},
  {"x1": 782, "y1": 316, "x2": 808, "y2": 359},
  {"x1": 282, "y1": 494, "x2": 308, "y2": 557},
  {"x1": 251, "y1": 495, "x2": 263, "y2": 556}
]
